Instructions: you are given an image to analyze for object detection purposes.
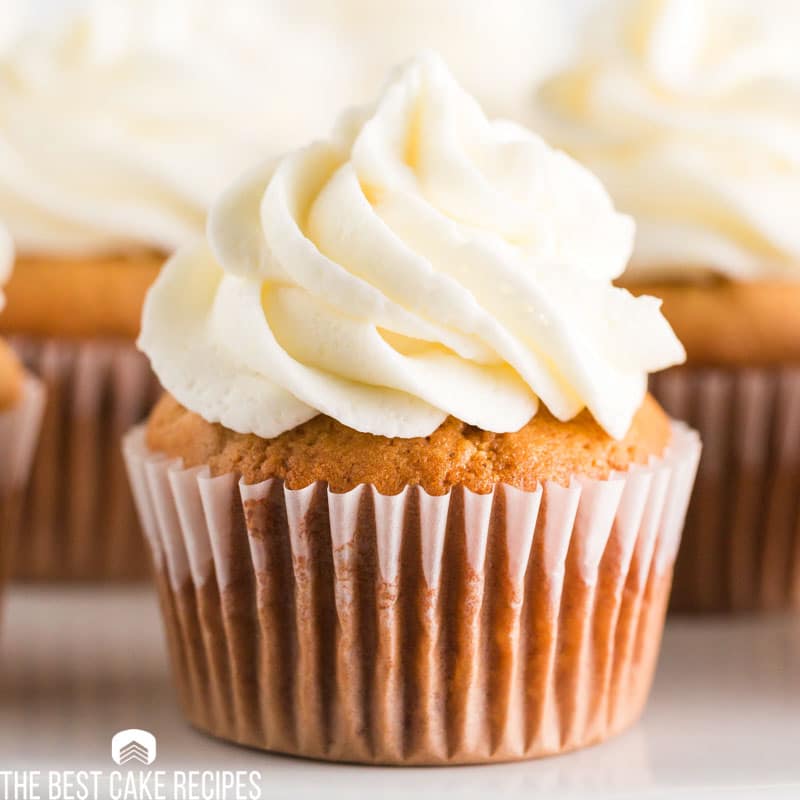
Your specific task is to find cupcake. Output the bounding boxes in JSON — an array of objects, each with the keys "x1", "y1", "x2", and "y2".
[
  {"x1": 0, "y1": 223, "x2": 45, "y2": 589},
  {"x1": 0, "y1": 2, "x2": 565, "y2": 582},
  {"x1": 0, "y1": 6, "x2": 327, "y2": 579},
  {"x1": 534, "y1": 0, "x2": 800, "y2": 612},
  {"x1": 125, "y1": 53, "x2": 699, "y2": 764}
]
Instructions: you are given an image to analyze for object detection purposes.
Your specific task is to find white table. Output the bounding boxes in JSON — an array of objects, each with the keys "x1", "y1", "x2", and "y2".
[{"x1": 2, "y1": 586, "x2": 799, "y2": 799}]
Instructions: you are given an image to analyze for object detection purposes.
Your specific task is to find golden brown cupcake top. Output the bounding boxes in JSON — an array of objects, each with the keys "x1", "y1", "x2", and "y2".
[
  {"x1": 147, "y1": 392, "x2": 670, "y2": 495},
  {"x1": 0, "y1": 251, "x2": 164, "y2": 339},
  {"x1": 0, "y1": 338, "x2": 23, "y2": 411},
  {"x1": 621, "y1": 279, "x2": 800, "y2": 367}
]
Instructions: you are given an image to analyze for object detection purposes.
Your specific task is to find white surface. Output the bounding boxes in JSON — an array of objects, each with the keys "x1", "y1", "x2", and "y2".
[{"x1": 1, "y1": 586, "x2": 800, "y2": 799}]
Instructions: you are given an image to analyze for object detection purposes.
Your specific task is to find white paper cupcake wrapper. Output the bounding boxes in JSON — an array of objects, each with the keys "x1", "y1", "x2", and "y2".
[
  {"x1": 0, "y1": 376, "x2": 45, "y2": 493},
  {"x1": 124, "y1": 421, "x2": 700, "y2": 764},
  {"x1": 652, "y1": 366, "x2": 800, "y2": 612},
  {"x1": 1, "y1": 374, "x2": 45, "y2": 582},
  {"x1": 10, "y1": 336, "x2": 160, "y2": 580}
]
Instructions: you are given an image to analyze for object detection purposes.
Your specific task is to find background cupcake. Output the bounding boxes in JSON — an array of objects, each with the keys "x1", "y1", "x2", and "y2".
[
  {"x1": 534, "y1": 0, "x2": 800, "y2": 612},
  {"x1": 0, "y1": 221, "x2": 44, "y2": 592},
  {"x1": 126, "y1": 54, "x2": 699, "y2": 764},
  {"x1": 0, "y1": 0, "x2": 566, "y2": 582},
  {"x1": 0, "y1": 5, "x2": 286, "y2": 579}
]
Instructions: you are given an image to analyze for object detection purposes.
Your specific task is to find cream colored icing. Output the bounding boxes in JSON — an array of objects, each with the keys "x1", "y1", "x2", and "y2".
[
  {"x1": 140, "y1": 53, "x2": 684, "y2": 440},
  {"x1": 536, "y1": 0, "x2": 800, "y2": 281}
]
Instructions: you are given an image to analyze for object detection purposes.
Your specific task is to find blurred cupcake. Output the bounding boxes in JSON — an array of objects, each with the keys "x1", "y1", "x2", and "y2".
[
  {"x1": 304, "y1": 0, "x2": 567, "y2": 119},
  {"x1": 0, "y1": 4, "x2": 334, "y2": 579},
  {"x1": 125, "y1": 54, "x2": 699, "y2": 764},
  {"x1": 0, "y1": 0, "x2": 567, "y2": 582},
  {"x1": 0, "y1": 223, "x2": 45, "y2": 588},
  {"x1": 534, "y1": 0, "x2": 800, "y2": 612}
]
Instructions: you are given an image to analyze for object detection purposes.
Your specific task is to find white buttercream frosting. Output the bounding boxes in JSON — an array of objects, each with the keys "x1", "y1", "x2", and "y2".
[
  {"x1": 535, "y1": 0, "x2": 800, "y2": 281},
  {"x1": 0, "y1": 1, "x2": 358, "y2": 256},
  {"x1": 139, "y1": 53, "x2": 684, "y2": 440},
  {"x1": 312, "y1": 0, "x2": 567, "y2": 120},
  {"x1": 0, "y1": 0, "x2": 566, "y2": 259}
]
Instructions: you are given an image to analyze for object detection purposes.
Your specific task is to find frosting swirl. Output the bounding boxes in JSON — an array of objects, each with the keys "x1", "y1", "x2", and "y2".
[
  {"x1": 0, "y1": 1, "x2": 565, "y2": 259},
  {"x1": 535, "y1": 0, "x2": 800, "y2": 281},
  {"x1": 0, "y1": 2, "x2": 358, "y2": 255},
  {"x1": 140, "y1": 53, "x2": 684, "y2": 440}
]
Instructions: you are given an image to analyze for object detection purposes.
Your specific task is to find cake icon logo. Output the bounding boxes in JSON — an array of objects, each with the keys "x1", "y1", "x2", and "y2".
[{"x1": 111, "y1": 729, "x2": 157, "y2": 766}]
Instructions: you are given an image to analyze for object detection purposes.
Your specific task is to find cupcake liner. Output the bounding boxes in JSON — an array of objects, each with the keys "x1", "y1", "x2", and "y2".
[
  {"x1": 10, "y1": 336, "x2": 160, "y2": 581},
  {"x1": 124, "y1": 421, "x2": 700, "y2": 765},
  {"x1": 652, "y1": 365, "x2": 800, "y2": 613},
  {"x1": 1, "y1": 375, "x2": 46, "y2": 583}
]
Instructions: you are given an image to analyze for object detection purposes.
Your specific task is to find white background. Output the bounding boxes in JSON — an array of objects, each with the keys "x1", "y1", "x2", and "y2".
[{"x1": 2, "y1": 587, "x2": 800, "y2": 799}]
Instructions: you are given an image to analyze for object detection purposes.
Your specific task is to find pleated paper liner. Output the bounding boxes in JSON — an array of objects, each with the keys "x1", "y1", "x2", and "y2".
[
  {"x1": 0, "y1": 375, "x2": 46, "y2": 585},
  {"x1": 10, "y1": 337, "x2": 161, "y2": 581},
  {"x1": 652, "y1": 366, "x2": 800, "y2": 613},
  {"x1": 124, "y1": 422, "x2": 699, "y2": 765}
]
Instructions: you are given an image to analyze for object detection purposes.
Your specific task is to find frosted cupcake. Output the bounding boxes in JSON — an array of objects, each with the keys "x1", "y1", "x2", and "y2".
[
  {"x1": 0, "y1": 1, "x2": 566, "y2": 582},
  {"x1": 534, "y1": 0, "x2": 800, "y2": 612},
  {"x1": 125, "y1": 54, "x2": 700, "y2": 764},
  {"x1": 0, "y1": 6, "x2": 316, "y2": 579},
  {"x1": 0, "y1": 223, "x2": 45, "y2": 587}
]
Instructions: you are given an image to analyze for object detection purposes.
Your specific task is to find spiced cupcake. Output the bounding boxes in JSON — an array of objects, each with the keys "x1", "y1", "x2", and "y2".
[
  {"x1": 0, "y1": 223, "x2": 45, "y2": 590},
  {"x1": 125, "y1": 53, "x2": 700, "y2": 764},
  {"x1": 0, "y1": 7, "x2": 321, "y2": 579},
  {"x1": 534, "y1": 0, "x2": 800, "y2": 612}
]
